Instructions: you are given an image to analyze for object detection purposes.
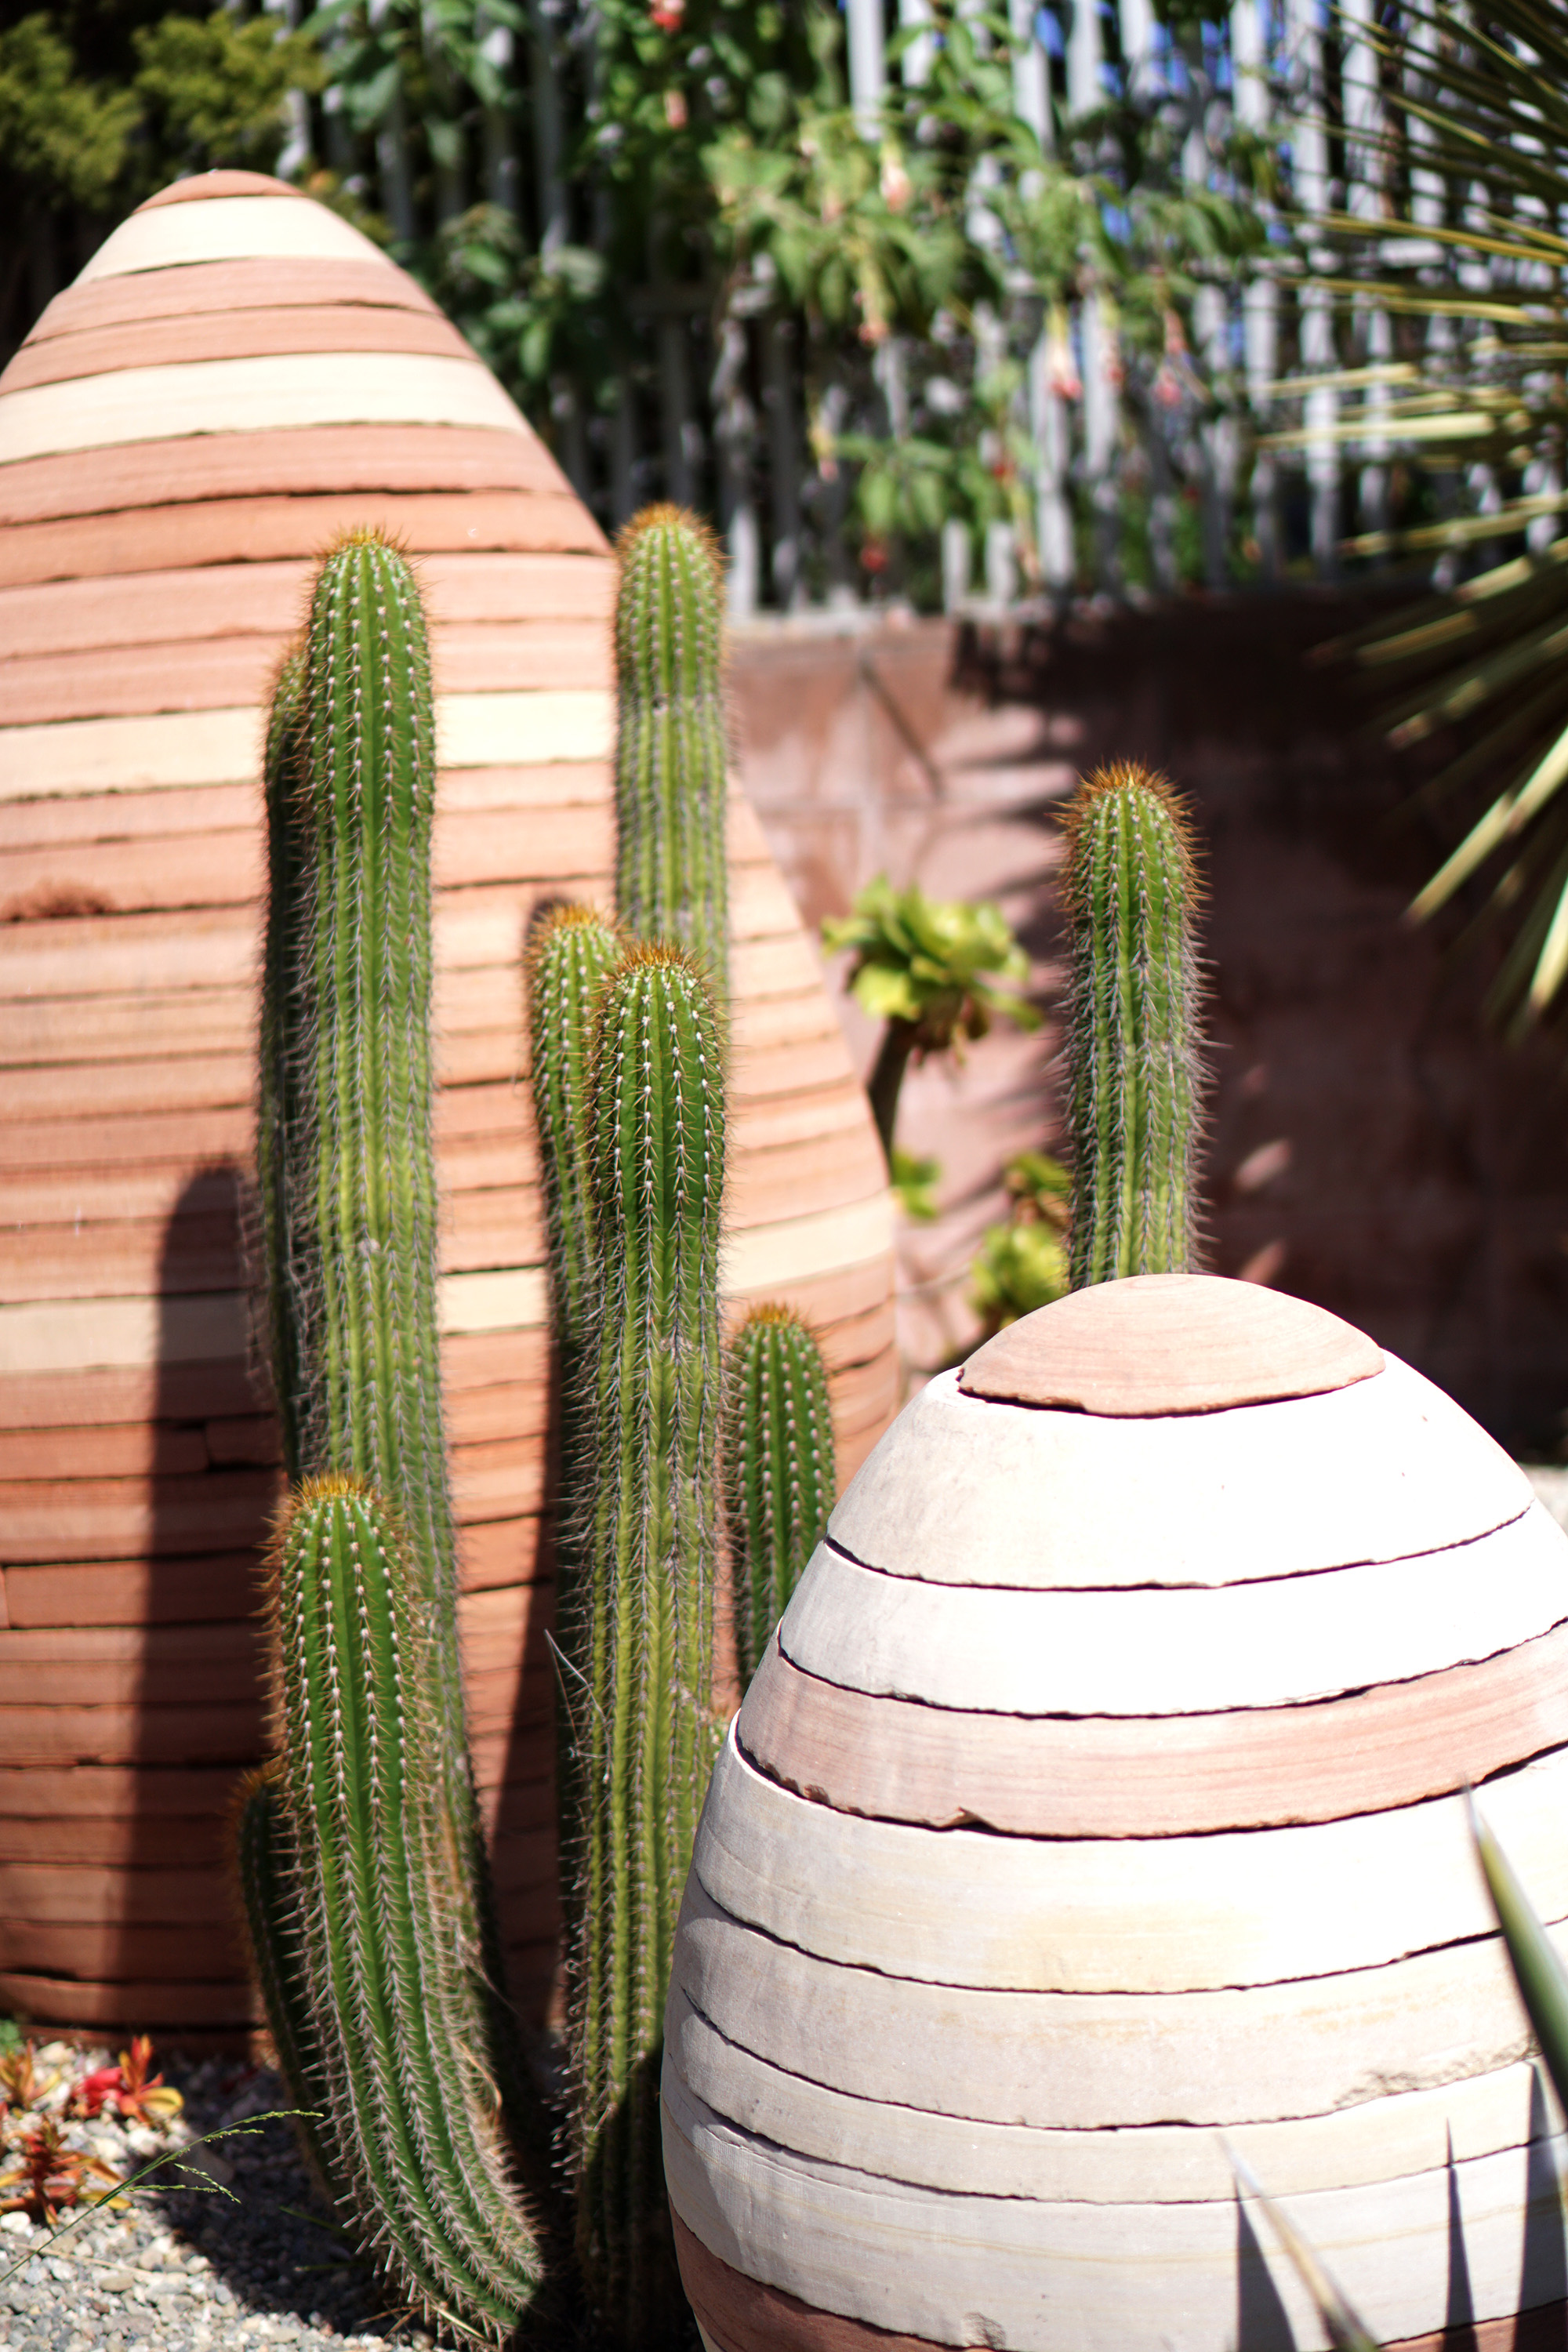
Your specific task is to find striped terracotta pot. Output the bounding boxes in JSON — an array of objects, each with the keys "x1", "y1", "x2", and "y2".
[
  {"x1": 0, "y1": 169, "x2": 896, "y2": 2038},
  {"x1": 666, "y1": 1272, "x2": 1568, "y2": 2352}
]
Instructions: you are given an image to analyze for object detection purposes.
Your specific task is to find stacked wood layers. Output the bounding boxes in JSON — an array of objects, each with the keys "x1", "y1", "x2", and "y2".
[
  {"x1": 665, "y1": 1320, "x2": 1568, "y2": 2352},
  {"x1": 0, "y1": 170, "x2": 897, "y2": 2037}
]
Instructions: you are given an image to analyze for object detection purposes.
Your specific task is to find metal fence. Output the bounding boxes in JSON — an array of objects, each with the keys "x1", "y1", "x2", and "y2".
[{"x1": 36, "y1": 0, "x2": 1479, "y2": 613}]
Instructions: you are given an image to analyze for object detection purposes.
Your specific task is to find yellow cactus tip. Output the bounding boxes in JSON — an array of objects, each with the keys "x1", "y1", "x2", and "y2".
[
  {"x1": 615, "y1": 503, "x2": 725, "y2": 584},
  {"x1": 1061, "y1": 761, "x2": 1203, "y2": 904}
]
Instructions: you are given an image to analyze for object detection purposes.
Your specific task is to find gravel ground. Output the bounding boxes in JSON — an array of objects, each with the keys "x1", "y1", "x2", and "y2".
[{"x1": 0, "y1": 2049, "x2": 456, "y2": 2352}]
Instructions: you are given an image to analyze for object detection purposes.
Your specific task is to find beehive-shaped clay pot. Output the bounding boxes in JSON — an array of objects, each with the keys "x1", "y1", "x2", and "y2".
[
  {"x1": 666, "y1": 1273, "x2": 1568, "y2": 2352},
  {"x1": 0, "y1": 171, "x2": 896, "y2": 2037}
]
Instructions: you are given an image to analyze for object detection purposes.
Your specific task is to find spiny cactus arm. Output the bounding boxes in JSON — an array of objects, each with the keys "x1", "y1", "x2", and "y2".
[
  {"x1": 268, "y1": 1477, "x2": 547, "y2": 2338},
  {"x1": 526, "y1": 903, "x2": 622, "y2": 1358},
  {"x1": 613, "y1": 506, "x2": 730, "y2": 990},
  {"x1": 725, "y1": 1305, "x2": 836, "y2": 1686},
  {"x1": 258, "y1": 642, "x2": 310, "y2": 1477},
  {"x1": 569, "y1": 945, "x2": 725, "y2": 2340},
  {"x1": 1060, "y1": 763, "x2": 1203, "y2": 1289}
]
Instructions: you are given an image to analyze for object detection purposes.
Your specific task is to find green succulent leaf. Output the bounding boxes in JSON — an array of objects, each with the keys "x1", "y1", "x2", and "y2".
[{"x1": 1469, "y1": 1789, "x2": 1568, "y2": 2118}]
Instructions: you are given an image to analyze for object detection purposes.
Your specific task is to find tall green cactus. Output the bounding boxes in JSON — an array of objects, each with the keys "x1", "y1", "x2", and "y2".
[
  {"x1": 1060, "y1": 762, "x2": 1203, "y2": 1288},
  {"x1": 252, "y1": 532, "x2": 547, "y2": 2252},
  {"x1": 725, "y1": 1305, "x2": 836, "y2": 1686},
  {"x1": 230, "y1": 1765, "x2": 335, "y2": 2195},
  {"x1": 613, "y1": 506, "x2": 729, "y2": 991},
  {"x1": 525, "y1": 902, "x2": 621, "y2": 1970},
  {"x1": 263, "y1": 1476, "x2": 546, "y2": 2339},
  {"x1": 568, "y1": 942, "x2": 725, "y2": 2347}
]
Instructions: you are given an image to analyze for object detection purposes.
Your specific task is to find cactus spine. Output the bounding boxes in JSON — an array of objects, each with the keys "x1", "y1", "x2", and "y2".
[
  {"x1": 1061, "y1": 763, "x2": 1203, "y2": 1289},
  {"x1": 256, "y1": 642, "x2": 309, "y2": 1474},
  {"x1": 230, "y1": 1766, "x2": 335, "y2": 2194},
  {"x1": 613, "y1": 507, "x2": 729, "y2": 991},
  {"x1": 725, "y1": 1305, "x2": 836, "y2": 1685},
  {"x1": 264, "y1": 1478, "x2": 546, "y2": 2338},
  {"x1": 569, "y1": 943, "x2": 725, "y2": 2345}
]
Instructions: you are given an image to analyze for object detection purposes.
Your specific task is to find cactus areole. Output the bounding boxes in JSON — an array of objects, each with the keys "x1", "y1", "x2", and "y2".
[{"x1": 665, "y1": 1272, "x2": 1568, "y2": 2352}]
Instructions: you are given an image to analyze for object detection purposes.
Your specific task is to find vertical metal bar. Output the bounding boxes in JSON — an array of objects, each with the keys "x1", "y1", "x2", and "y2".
[
  {"x1": 714, "y1": 314, "x2": 760, "y2": 620},
  {"x1": 1287, "y1": 0, "x2": 1339, "y2": 578},
  {"x1": 660, "y1": 311, "x2": 698, "y2": 510},
  {"x1": 763, "y1": 314, "x2": 804, "y2": 609},
  {"x1": 1232, "y1": 0, "x2": 1280, "y2": 579},
  {"x1": 1068, "y1": 0, "x2": 1120, "y2": 591},
  {"x1": 367, "y1": 0, "x2": 416, "y2": 243},
  {"x1": 1341, "y1": 0, "x2": 1388, "y2": 550},
  {"x1": 477, "y1": 15, "x2": 520, "y2": 213},
  {"x1": 899, "y1": 0, "x2": 935, "y2": 87},
  {"x1": 528, "y1": 0, "x2": 568, "y2": 254},
  {"x1": 848, "y1": 0, "x2": 887, "y2": 136}
]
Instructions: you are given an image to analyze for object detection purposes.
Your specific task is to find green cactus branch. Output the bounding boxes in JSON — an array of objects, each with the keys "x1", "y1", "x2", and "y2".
[
  {"x1": 1060, "y1": 762, "x2": 1204, "y2": 1290},
  {"x1": 725, "y1": 1305, "x2": 836, "y2": 1686},
  {"x1": 613, "y1": 506, "x2": 730, "y2": 993},
  {"x1": 568, "y1": 940, "x2": 725, "y2": 2347},
  {"x1": 264, "y1": 1476, "x2": 548, "y2": 2342}
]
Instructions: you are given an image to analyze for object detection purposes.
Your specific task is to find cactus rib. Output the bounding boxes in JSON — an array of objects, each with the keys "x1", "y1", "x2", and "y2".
[
  {"x1": 725, "y1": 1305, "x2": 836, "y2": 1686},
  {"x1": 1060, "y1": 763, "x2": 1204, "y2": 1288}
]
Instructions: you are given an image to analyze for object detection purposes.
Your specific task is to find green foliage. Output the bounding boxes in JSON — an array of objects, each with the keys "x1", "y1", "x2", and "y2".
[
  {"x1": 1060, "y1": 764, "x2": 1203, "y2": 1288},
  {"x1": 0, "y1": 17, "x2": 139, "y2": 213},
  {"x1": 1469, "y1": 1790, "x2": 1568, "y2": 2120},
  {"x1": 968, "y1": 1150, "x2": 1071, "y2": 1334},
  {"x1": 568, "y1": 943, "x2": 725, "y2": 2346},
  {"x1": 724, "y1": 1305, "x2": 836, "y2": 1686},
  {"x1": 132, "y1": 12, "x2": 323, "y2": 177},
  {"x1": 822, "y1": 873, "x2": 1037, "y2": 1163},
  {"x1": 613, "y1": 505, "x2": 730, "y2": 991},
  {"x1": 889, "y1": 1145, "x2": 942, "y2": 1223},
  {"x1": 263, "y1": 1478, "x2": 547, "y2": 2340},
  {"x1": 1284, "y1": 0, "x2": 1568, "y2": 1034}
]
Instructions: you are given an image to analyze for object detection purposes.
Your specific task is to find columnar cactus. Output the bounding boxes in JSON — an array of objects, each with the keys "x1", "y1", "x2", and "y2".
[
  {"x1": 1060, "y1": 763, "x2": 1203, "y2": 1288},
  {"x1": 230, "y1": 1766, "x2": 333, "y2": 2194},
  {"x1": 525, "y1": 902, "x2": 621, "y2": 1958},
  {"x1": 568, "y1": 942, "x2": 726, "y2": 2346},
  {"x1": 725, "y1": 1305, "x2": 836, "y2": 1686},
  {"x1": 251, "y1": 531, "x2": 545, "y2": 2243},
  {"x1": 263, "y1": 1477, "x2": 547, "y2": 2339},
  {"x1": 613, "y1": 507, "x2": 729, "y2": 991}
]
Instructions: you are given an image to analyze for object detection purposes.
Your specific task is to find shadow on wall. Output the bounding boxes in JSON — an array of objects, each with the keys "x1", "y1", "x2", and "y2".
[
  {"x1": 118, "y1": 1162, "x2": 278, "y2": 2039},
  {"x1": 728, "y1": 601, "x2": 1568, "y2": 1452}
]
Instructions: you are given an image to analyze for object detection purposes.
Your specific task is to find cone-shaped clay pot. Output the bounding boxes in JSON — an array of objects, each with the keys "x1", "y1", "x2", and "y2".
[
  {"x1": 666, "y1": 1273, "x2": 1568, "y2": 2352},
  {"x1": 0, "y1": 172, "x2": 896, "y2": 2036}
]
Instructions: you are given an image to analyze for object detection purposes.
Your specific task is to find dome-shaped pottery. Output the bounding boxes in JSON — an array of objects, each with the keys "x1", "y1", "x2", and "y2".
[
  {"x1": 665, "y1": 1273, "x2": 1568, "y2": 2352},
  {"x1": 0, "y1": 172, "x2": 895, "y2": 2036}
]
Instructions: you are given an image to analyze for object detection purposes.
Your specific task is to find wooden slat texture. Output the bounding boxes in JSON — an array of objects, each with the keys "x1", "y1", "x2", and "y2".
[
  {"x1": 664, "y1": 2077, "x2": 1568, "y2": 2352},
  {"x1": 738, "y1": 1618, "x2": 1568, "y2": 1838},
  {"x1": 667, "y1": 1994, "x2": 1555, "y2": 2207},
  {"x1": 830, "y1": 1359, "x2": 1534, "y2": 1592},
  {"x1": 671, "y1": 1878, "x2": 1537, "y2": 2130},
  {"x1": 781, "y1": 1508, "x2": 1566, "y2": 1719}
]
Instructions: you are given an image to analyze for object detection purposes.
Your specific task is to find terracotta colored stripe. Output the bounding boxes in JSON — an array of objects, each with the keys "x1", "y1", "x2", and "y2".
[
  {"x1": 0, "y1": 622, "x2": 611, "y2": 727},
  {"x1": 0, "y1": 425, "x2": 572, "y2": 528},
  {"x1": 674, "y1": 2213, "x2": 946, "y2": 2352},
  {"x1": 739, "y1": 1619, "x2": 1568, "y2": 1838},
  {"x1": 1388, "y1": 2305, "x2": 1568, "y2": 2352},
  {"x1": 23, "y1": 257, "x2": 438, "y2": 347},
  {"x1": 0, "y1": 551, "x2": 610, "y2": 663},
  {"x1": 140, "y1": 171, "x2": 306, "y2": 209},
  {"x1": 5, "y1": 302, "x2": 468, "y2": 392},
  {"x1": 0, "y1": 490, "x2": 601, "y2": 589}
]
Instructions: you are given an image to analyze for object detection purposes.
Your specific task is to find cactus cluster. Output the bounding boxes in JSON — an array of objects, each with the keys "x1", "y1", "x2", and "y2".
[
  {"x1": 246, "y1": 507, "x2": 837, "y2": 2350},
  {"x1": 1059, "y1": 762, "x2": 1204, "y2": 1288},
  {"x1": 246, "y1": 531, "x2": 546, "y2": 2339}
]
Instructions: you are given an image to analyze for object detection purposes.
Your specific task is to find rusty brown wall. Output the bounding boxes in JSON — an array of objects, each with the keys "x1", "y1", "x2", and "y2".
[{"x1": 728, "y1": 598, "x2": 1568, "y2": 1458}]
